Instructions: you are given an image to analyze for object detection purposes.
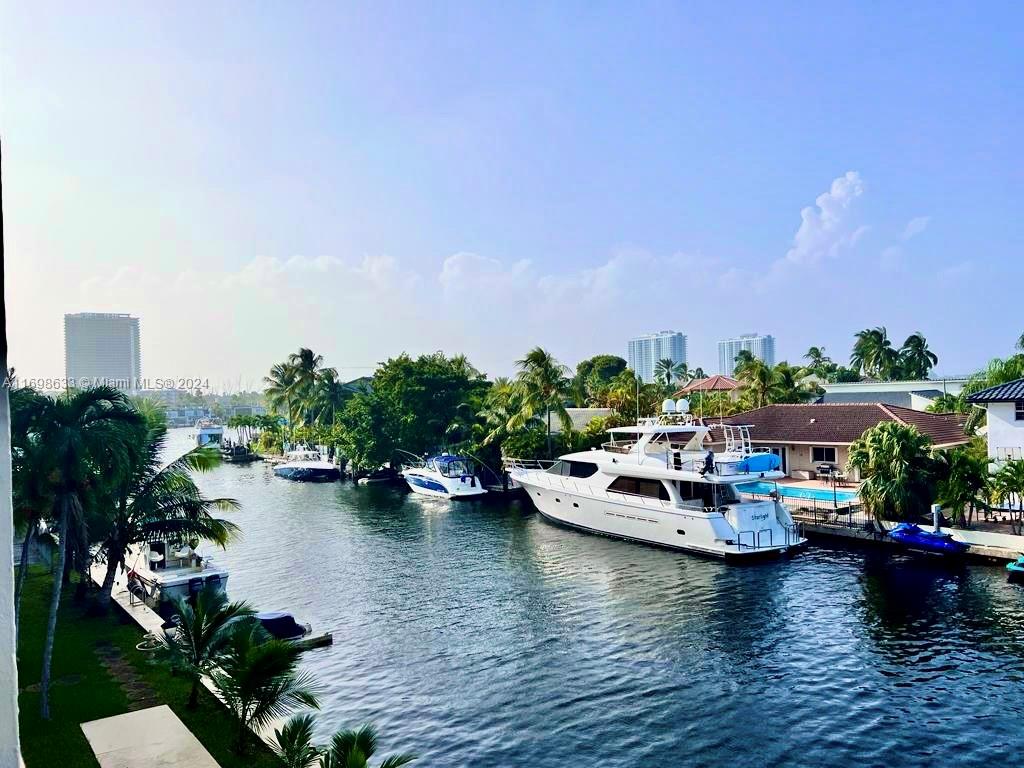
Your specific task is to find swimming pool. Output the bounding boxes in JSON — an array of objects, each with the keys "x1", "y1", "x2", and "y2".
[{"x1": 737, "y1": 480, "x2": 859, "y2": 503}]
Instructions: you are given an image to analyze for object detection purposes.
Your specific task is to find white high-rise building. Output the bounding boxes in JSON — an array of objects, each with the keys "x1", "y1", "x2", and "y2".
[
  {"x1": 64, "y1": 312, "x2": 142, "y2": 390},
  {"x1": 718, "y1": 333, "x2": 775, "y2": 374},
  {"x1": 627, "y1": 331, "x2": 687, "y2": 383}
]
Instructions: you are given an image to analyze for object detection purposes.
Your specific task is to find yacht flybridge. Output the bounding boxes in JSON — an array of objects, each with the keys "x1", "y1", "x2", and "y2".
[{"x1": 507, "y1": 401, "x2": 806, "y2": 560}]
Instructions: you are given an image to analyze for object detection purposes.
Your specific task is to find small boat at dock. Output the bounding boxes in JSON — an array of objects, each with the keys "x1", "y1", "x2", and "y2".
[
  {"x1": 273, "y1": 449, "x2": 341, "y2": 482},
  {"x1": 1007, "y1": 556, "x2": 1024, "y2": 583},
  {"x1": 402, "y1": 454, "x2": 487, "y2": 499},
  {"x1": 887, "y1": 523, "x2": 970, "y2": 557},
  {"x1": 126, "y1": 540, "x2": 229, "y2": 605},
  {"x1": 195, "y1": 418, "x2": 224, "y2": 447}
]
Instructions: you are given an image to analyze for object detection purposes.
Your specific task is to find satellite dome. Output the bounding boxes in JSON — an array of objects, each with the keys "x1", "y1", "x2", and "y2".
[
  {"x1": 676, "y1": 398, "x2": 690, "y2": 414},
  {"x1": 661, "y1": 399, "x2": 676, "y2": 414}
]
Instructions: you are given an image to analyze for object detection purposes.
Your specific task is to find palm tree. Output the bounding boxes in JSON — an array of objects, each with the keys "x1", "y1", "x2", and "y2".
[
  {"x1": 162, "y1": 588, "x2": 256, "y2": 709},
  {"x1": 691, "y1": 366, "x2": 706, "y2": 380},
  {"x1": 36, "y1": 386, "x2": 143, "y2": 719},
  {"x1": 509, "y1": 348, "x2": 571, "y2": 458},
  {"x1": 804, "y1": 346, "x2": 828, "y2": 369},
  {"x1": 288, "y1": 348, "x2": 335, "y2": 426},
  {"x1": 732, "y1": 350, "x2": 757, "y2": 377},
  {"x1": 264, "y1": 362, "x2": 299, "y2": 428},
  {"x1": 992, "y1": 459, "x2": 1024, "y2": 535},
  {"x1": 899, "y1": 332, "x2": 938, "y2": 379},
  {"x1": 847, "y1": 422, "x2": 938, "y2": 523},
  {"x1": 851, "y1": 327, "x2": 901, "y2": 380},
  {"x1": 736, "y1": 359, "x2": 777, "y2": 408},
  {"x1": 96, "y1": 420, "x2": 239, "y2": 610},
  {"x1": 322, "y1": 724, "x2": 415, "y2": 768},
  {"x1": 211, "y1": 621, "x2": 320, "y2": 754},
  {"x1": 654, "y1": 358, "x2": 686, "y2": 388},
  {"x1": 271, "y1": 714, "x2": 321, "y2": 768},
  {"x1": 310, "y1": 369, "x2": 352, "y2": 425},
  {"x1": 935, "y1": 445, "x2": 989, "y2": 528}
]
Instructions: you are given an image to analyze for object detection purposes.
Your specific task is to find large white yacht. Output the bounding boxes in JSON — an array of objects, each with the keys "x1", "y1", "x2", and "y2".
[{"x1": 508, "y1": 401, "x2": 806, "y2": 560}]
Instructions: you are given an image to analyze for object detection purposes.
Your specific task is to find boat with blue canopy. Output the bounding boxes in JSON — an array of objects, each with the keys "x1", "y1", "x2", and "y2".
[{"x1": 402, "y1": 453, "x2": 487, "y2": 499}]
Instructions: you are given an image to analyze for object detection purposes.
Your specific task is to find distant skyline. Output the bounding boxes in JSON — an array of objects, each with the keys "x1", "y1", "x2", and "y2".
[{"x1": 3, "y1": 3, "x2": 1022, "y2": 389}]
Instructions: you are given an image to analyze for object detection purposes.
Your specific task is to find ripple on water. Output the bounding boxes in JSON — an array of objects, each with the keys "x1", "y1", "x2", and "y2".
[{"x1": 164, "y1": 429, "x2": 1024, "y2": 767}]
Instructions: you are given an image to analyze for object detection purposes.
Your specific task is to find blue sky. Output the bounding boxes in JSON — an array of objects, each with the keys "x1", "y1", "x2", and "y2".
[{"x1": 3, "y1": 2, "x2": 1022, "y2": 388}]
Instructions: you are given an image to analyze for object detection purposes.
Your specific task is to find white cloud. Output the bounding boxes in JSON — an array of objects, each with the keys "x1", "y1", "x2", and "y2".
[
  {"x1": 778, "y1": 171, "x2": 866, "y2": 268},
  {"x1": 902, "y1": 216, "x2": 930, "y2": 241}
]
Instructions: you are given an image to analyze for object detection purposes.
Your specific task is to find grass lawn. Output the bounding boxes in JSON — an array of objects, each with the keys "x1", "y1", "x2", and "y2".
[{"x1": 17, "y1": 568, "x2": 281, "y2": 768}]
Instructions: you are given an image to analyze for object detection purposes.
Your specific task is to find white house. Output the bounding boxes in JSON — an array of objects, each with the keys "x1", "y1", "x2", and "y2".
[{"x1": 967, "y1": 377, "x2": 1024, "y2": 461}]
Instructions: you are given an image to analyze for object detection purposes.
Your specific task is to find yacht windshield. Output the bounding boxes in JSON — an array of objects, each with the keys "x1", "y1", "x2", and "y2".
[{"x1": 439, "y1": 459, "x2": 473, "y2": 477}]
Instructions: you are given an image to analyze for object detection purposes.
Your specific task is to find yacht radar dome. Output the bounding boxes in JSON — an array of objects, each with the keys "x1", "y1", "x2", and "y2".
[
  {"x1": 661, "y1": 399, "x2": 677, "y2": 414},
  {"x1": 676, "y1": 398, "x2": 690, "y2": 414}
]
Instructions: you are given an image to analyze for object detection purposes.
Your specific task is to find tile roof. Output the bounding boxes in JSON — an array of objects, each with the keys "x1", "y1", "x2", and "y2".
[
  {"x1": 966, "y1": 377, "x2": 1024, "y2": 403},
  {"x1": 706, "y1": 403, "x2": 970, "y2": 447},
  {"x1": 673, "y1": 375, "x2": 740, "y2": 395}
]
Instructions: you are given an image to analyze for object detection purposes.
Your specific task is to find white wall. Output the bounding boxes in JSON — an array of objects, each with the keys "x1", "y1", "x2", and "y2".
[{"x1": 987, "y1": 402, "x2": 1024, "y2": 460}]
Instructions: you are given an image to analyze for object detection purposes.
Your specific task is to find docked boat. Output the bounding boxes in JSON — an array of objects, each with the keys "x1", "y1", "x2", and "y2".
[
  {"x1": 355, "y1": 465, "x2": 401, "y2": 485},
  {"x1": 257, "y1": 611, "x2": 312, "y2": 641},
  {"x1": 273, "y1": 449, "x2": 341, "y2": 482},
  {"x1": 507, "y1": 401, "x2": 805, "y2": 560},
  {"x1": 1007, "y1": 556, "x2": 1024, "y2": 583},
  {"x1": 888, "y1": 523, "x2": 970, "y2": 556},
  {"x1": 126, "y1": 540, "x2": 229, "y2": 605},
  {"x1": 402, "y1": 453, "x2": 488, "y2": 499},
  {"x1": 195, "y1": 418, "x2": 224, "y2": 447},
  {"x1": 220, "y1": 441, "x2": 259, "y2": 464}
]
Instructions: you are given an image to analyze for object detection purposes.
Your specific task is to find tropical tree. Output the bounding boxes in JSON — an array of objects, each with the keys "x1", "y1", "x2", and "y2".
[
  {"x1": 35, "y1": 386, "x2": 143, "y2": 719},
  {"x1": 270, "y1": 714, "x2": 321, "y2": 768},
  {"x1": 654, "y1": 358, "x2": 686, "y2": 389},
  {"x1": 992, "y1": 459, "x2": 1024, "y2": 535},
  {"x1": 288, "y1": 348, "x2": 335, "y2": 425},
  {"x1": 898, "y1": 332, "x2": 939, "y2": 379},
  {"x1": 851, "y1": 327, "x2": 900, "y2": 380},
  {"x1": 732, "y1": 349, "x2": 757, "y2": 377},
  {"x1": 310, "y1": 369, "x2": 352, "y2": 425},
  {"x1": 96, "y1": 418, "x2": 239, "y2": 611},
  {"x1": 509, "y1": 348, "x2": 572, "y2": 458},
  {"x1": 736, "y1": 359, "x2": 777, "y2": 408},
  {"x1": 264, "y1": 362, "x2": 299, "y2": 427},
  {"x1": 162, "y1": 588, "x2": 256, "y2": 709},
  {"x1": 847, "y1": 422, "x2": 939, "y2": 523},
  {"x1": 935, "y1": 443, "x2": 990, "y2": 528},
  {"x1": 571, "y1": 355, "x2": 627, "y2": 406},
  {"x1": 321, "y1": 725, "x2": 416, "y2": 768},
  {"x1": 691, "y1": 366, "x2": 706, "y2": 380},
  {"x1": 271, "y1": 716, "x2": 416, "y2": 768},
  {"x1": 211, "y1": 621, "x2": 320, "y2": 755}
]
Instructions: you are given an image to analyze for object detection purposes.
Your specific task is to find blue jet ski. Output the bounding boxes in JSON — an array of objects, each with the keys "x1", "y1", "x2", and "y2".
[
  {"x1": 888, "y1": 523, "x2": 970, "y2": 556},
  {"x1": 1007, "y1": 556, "x2": 1024, "y2": 583}
]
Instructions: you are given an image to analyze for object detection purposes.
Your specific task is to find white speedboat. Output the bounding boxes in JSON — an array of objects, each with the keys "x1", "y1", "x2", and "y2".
[
  {"x1": 507, "y1": 401, "x2": 805, "y2": 560},
  {"x1": 273, "y1": 449, "x2": 341, "y2": 482},
  {"x1": 195, "y1": 418, "x2": 224, "y2": 447},
  {"x1": 402, "y1": 454, "x2": 487, "y2": 499},
  {"x1": 126, "y1": 541, "x2": 229, "y2": 604}
]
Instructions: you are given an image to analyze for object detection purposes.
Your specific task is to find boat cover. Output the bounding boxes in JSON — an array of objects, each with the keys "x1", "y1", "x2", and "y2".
[
  {"x1": 735, "y1": 453, "x2": 781, "y2": 474},
  {"x1": 257, "y1": 611, "x2": 307, "y2": 640},
  {"x1": 888, "y1": 523, "x2": 970, "y2": 555}
]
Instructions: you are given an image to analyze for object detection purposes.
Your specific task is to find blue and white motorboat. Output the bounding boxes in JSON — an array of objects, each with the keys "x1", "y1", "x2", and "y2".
[
  {"x1": 273, "y1": 449, "x2": 341, "y2": 482},
  {"x1": 888, "y1": 523, "x2": 970, "y2": 557},
  {"x1": 195, "y1": 418, "x2": 224, "y2": 447},
  {"x1": 402, "y1": 454, "x2": 487, "y2": 499}
]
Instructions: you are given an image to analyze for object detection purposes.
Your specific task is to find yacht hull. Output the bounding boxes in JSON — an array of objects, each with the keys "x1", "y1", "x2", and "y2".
[
  {"x1": 517, "y1": 475, "x2": 803, "y2": 560},
  {"x1": 403, "y1": 470, "x2": 487, "y2": 499},
  {"x1": 273, "y1": 466, "x2": 341, "y2": 482}
]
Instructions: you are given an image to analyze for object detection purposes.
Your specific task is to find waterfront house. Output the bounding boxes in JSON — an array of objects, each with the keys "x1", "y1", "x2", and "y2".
[
  {"x1": 707, "y1": 403, "x2": 970, "y2": 480},
  {"x1": 820, "y1": 377, "x2": 969, "y2": 411},
  {"x1": 966, "y1": 377, "x2": 1024, "y2": 461}
]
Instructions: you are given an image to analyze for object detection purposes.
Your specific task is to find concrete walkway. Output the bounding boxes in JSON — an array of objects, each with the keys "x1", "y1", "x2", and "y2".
[{"x1": 81, "y1": 705, "x2": 220, "y2": 767}]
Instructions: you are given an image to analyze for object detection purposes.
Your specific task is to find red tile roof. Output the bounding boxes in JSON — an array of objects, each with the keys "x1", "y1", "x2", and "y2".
[
  {"x1": 706, "y1": 403, "x2": 970, "y2": 447},
  {"x1": 673, "y1": 375, "x2": 740, "y2": 395}
]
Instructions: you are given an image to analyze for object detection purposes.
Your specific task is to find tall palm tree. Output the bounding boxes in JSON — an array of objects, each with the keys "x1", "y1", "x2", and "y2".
[
  {"x1": 162, "y1": 588, "x2": 256, "y2": 709},
  {"x1": 96, "y1": 420, "x2": 239, "y2": 610},
  {"x1": 851, "y1": 327, "x2": 901, "y2": 380},
  {"x1": 509, "y1": 348, "x2": 571, "y2": 458},
  {"x1": 732, "y1": 350, "x2": 757, "y2": 377},
  {"x1": 654, "y1": 358, "x2": 686, "y2": 388},
  {"x1": 736, "y1": 359, "x2": 778, "y2": 408},
  {"x1": 36, "y1": 386, "x2": 143, "y2": 719},
  {"x1": 211, "y1": 621, "x2": 320, "y2": 754},
  {"x1": 992, "y1": 459, "x2": 1024, "y2": 535},
  {"x1": 264, "y1": 362, "x2": 299, "y2": 427},
  {"x1": 847, "y1": 422, "x2": 938, "y2": 523},
  {"x1": 323, "y1": 724, "x2": 415, "y2": 768},
  {"x1": 691, "y1": 366, "x2": 706, "y2": 380},
  {"x1": 310, "y1": 369, "x2": 352, "y2": 425},
  {"x1": 804, "y1": 346, "x2": 828, "y2": 368},
  {"x1": 898, "y1": 332, "x2": 938, "y2": 379},
  {"x1": 287, "y1": 348, "x2": 335, "y2": 426}
]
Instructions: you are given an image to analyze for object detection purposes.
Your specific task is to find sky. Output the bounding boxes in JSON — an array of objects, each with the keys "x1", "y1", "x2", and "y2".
[{"x1": 2, "y1": 2, "x2": 1022, "y2": 389}]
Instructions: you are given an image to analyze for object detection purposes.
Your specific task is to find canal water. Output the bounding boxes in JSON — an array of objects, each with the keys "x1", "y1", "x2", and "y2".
[{"x1": 171, "y1": 431, "x2": 1024, "y2": 767}]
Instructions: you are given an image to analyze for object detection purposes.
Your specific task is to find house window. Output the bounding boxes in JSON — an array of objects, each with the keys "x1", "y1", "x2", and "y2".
[
  {"x1": 812, "y1": 446, "x2": 837, "y2": 464},
  {"x1": 1016, "y1": 401, "x2": 1024, "y2": 421}
]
